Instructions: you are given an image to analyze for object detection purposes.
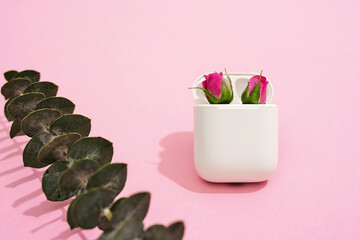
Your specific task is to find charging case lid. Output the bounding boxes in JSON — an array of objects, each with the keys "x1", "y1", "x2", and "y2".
[{"x1": 192, "y1": 73, "x2": 274, "y2": 104}]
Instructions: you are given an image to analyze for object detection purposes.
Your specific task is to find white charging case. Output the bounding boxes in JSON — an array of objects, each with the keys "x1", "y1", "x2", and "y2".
[{"x1": 192, "y1": 73, "x2": 278, "y2": 182}]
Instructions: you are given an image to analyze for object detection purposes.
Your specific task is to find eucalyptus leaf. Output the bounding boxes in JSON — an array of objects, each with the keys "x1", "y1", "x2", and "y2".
[
  {"x1": 111, "y1": 192, "x2": 150, "y2": 229},
  {"x1": 42, "y1": 160, "x2": 75, "y2": 201},
  {"x1": 97, "y1": 197, "x2": 129, "y2": 232},
  {"x1": 1, "y1": 78, "x2": 32, "y2": 99},
  {"x1": 21, "y1": 109, "x2": 61, "y2": 137},
  {"x1": 7, "y1": 92, "x2": 45, "y2": 118},
  {"x1": 99, "y1": 220, "x2": 144, "y2": 240},
  {"x1": 163, "y1": 222, "x2": 185, "y2": 240},
  {"x1": 38, "y1": 133, "x2": 81, "y2": 164},
  {"x1": 98, "y1": 213, "x2": 112, "y2": 232},
  {"x1": 87, "y1": 163, "x2": 127, "y2": 196},
  {"x1": 4, "y1": 70, "x2": 18, "y2": 81},
  {"x1": 23, "y1": 132, "x2": 52, "y2": 168},
  {"x1": 15, "y1": 70, "x2": 40, "y2": 82},
  {"x1": 10, "y1": 113, "x2": 27, "y2": 138},
  {"x1": 24, "y1": 81, "x2": 58, "y2": 98},
  {"x1": 35, "y1": 96, "x2": 75, "y2": 114},
  {"x1": 142, "y1": 222, "x2": 184, "y2": 240},
  {"x1": 67, "y1": 137, "x2": 113, "y2": 166},
  {"x1": 4, "y1": 97, "x2": 15, "y2": 121},
  {"x1": 142, "y1": 224, "x2": 166, "y2": 240},
  {"x1": 110, "y1": 198, "x2": 128, "y2": 213},
  {"x1": 50, "y1": 114, "x2": 91, "y2": 137},
  {"x1": 67, "y1": 199, "x2": 78, "y2": 229},
  {"x1": 69, "y1": 188, "x2": 116, "y2": 229},
  {"x1": 59, "y1": 158, "x2": 99, "y2": 193}
]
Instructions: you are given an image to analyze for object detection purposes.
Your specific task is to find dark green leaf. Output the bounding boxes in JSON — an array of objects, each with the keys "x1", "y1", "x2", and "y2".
[
  {"x1": 111, "y1": 192, "x2": 150, "y2": 229},
  {"x1": 142, "y1": 224, "x2": 166, "y2": 240},
  {"x1": 42, "y1": 160, "x2": 75, "y2": 201},
  {"x1": 15, "y1": 70, "x2": 40, "y2": 82},
  {"x1": 67, "y1": 199, "x2": 78, "y2": 229},
  {"x1": 59, "y1": 159, "x2": 99, "y2": 193},
  {"x1": 163, "y1": 222, "x2": 185, "y2": 240},
  {"x1": 35, "y1": 96, "x2": 75, "y2": 114},
  {"x1": 24, "y1": 81, "x2": 58, "y2": 98},
  {"x1": 87, "y1": 163, "x2": 127, "y2": 196},
  {"x1": 7, "y1": 92, "x2": 45, "y2": 118},
  {"x1": 99, "y1": 220, "x2": 144, "y2": 240},
  {"x1": 1, "y1": 78, "x2": 32, "y2": 99},
  {"x1": 67, "y1": 137, "x2": 113, "y2": 166},
  {"x1": 4, "y1": 70, "x2": 18, "y2": 81},
  {"x1": 143, "y1": 222, "x2": 185, "y2": 240},
  {"x1": 50, "y1": 114, "x2": 91, "y2": 137},
  {"x1": 38, "y1": 133, "x2": 81, "y2": 164},
  {"x1": 21, "y1": 109, "x2": 61, "y2": 137},
  {"x1": 4, "y1": 97, "x2": 15, "y2": 121},
  {"x1": 23, "y1": 132, "x2": 52, "y2": 168},
  {"x1": 10, "y1": 113, "x2": 27, "y2": 138},
  {"x1": 70, "y1": 188, "x2": 116, "y2": 229},
  {"x1": 98, "y1": 214, "x2": 113, "y2": 232},
  {"x1": 110, "y1": 198, "x2": 128, "y2": 212}
]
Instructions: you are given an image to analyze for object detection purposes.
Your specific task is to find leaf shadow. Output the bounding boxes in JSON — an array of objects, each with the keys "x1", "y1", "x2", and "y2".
[
  {"x1": 158, "y1": 132, "x2": 268, "y2": 194},
  {"x1": 0, "y1": 149, "x2": 23, "y2": 161},
  {"x1": 0, "y1": 165, "x2": 23, "y2": 177},
  {"x1": 23, "y1": 199, "x2": 72, "y2": 217},
  {"x1": 31, "y1": 216, "x2": 62, "y2": 233},
  {"x1": 30, "y1": 208, "x2": 88, "y2": 240},
  {"x1": 12, "y1": 188, "x2": 43, "y2": 207},
  {"x1": 5, "y1": 170, "x2": 43, "y2": 188},
  {"x1": 0, "y1": 112, "x2": 88, "y2": 239},
  {"x1": 0, "y1": 135, "x2": 10, "y2": 142}
]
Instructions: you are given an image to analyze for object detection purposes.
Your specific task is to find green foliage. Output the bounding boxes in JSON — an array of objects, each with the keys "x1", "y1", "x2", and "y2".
[
  {"x1": 22, "y1": 109, "x2": 62, "y2": 137},
  {"x1": 1, "y1": 70, "x2": 184, "y2": 240},
  {"x1": 87, "y1": 163, "x2": 127, "y2": 195},
  {"x1": 23, "y1": 81, "x2": 58, "y2": 98},
  {"x1": 23, "y1": 132, "x2": 52, "y2": 168},
  {"x1": 67, "y1": 137, "x2": 113, "y2": 166},
  {"x1": 4, "y1": 70, "x2": 18, "y2": 81},
  {"x1": 99, "y1": 221, "x2": 185, "y2": 240},
  {"x1": 110, "y1": 192, "x2": 150, "y2": 229},
  {"x1": 99, "y1": 220, "x2": 144, "y2": 240},
  {"x1": 38, "y1": 133, "x2": 82, "y2": 164},
  {"x1": 59, "y1": 159, "x2": 99, "y2": 193},
  {"x1": 10, "y1": 113, "x2": 27, "y2": 138},
  {"x1": 49, "y1": 114, "x2": 91, "y2": 137},
  {"x1": 4, "y1": 97, "x2": 15, "y2": 121},
  {"x1": 1, "y1": 78, "x2": 32, "y2": 99},
  {"x1": 35, "y1": 96, "x2": 75, "y2": 115},
  {"x1": 42, "y1": 160, "x2": 76, "y2": 201},
  {"x1": 143, "y1": 222, "x2": 185, "y2": 240},
  {"x1": 68, "y1": 188, "x2": 117, "y2": 229},
  {"x1": 7, "y1": 92, "x2": 46, "y2": 118},
  {"x1": 12, "y1": 70, "x2": 40, "y2": 82}
]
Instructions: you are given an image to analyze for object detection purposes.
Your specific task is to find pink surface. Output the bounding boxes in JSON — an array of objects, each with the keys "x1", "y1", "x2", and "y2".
[{"x1": 1, "y1": 0, "x2": 360, "y2": 239}]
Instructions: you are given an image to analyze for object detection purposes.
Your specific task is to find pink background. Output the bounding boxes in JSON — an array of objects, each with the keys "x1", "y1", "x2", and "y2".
[{"x1": 1, "y1": 0, "x2": 360, "y2": 239}]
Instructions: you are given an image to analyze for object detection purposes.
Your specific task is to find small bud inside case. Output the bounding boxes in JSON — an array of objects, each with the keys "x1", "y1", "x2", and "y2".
[{"x1": 192, "y1": 73, "x2": 278, "y2": 182}]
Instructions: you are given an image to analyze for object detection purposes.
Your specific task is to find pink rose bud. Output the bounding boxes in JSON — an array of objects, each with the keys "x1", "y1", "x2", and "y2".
[
  {"x1": 191, "y1": 69, "x2": 233, "y2": 104},
  {"x1": 241, "y1": 71, "x2": 268, "y2": 104}
]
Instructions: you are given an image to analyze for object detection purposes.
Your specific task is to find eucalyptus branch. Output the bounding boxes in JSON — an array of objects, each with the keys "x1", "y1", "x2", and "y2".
[{"x1": 2, "y1": 70, "x2": 184, "y2": 240}]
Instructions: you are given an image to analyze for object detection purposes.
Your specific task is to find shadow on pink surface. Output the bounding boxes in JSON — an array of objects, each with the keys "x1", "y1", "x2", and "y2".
[
  {"x1": 0, "y1": 116, "x2": 88, "y2": 240},
  {"x1": 24, "y1": 199, "x2": 71, "y2": 217},
  {"x1": 158, "y1": 132, "x2": 267, "y2": 193}
]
